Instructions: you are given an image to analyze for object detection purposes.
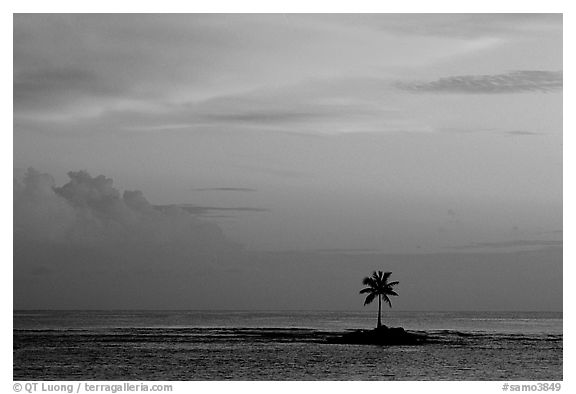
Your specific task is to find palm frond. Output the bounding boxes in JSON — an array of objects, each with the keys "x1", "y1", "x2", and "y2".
[
  {"x1": 363, "y1": 292, "x2": 377, "y2": 306},
  {"x1": 382, "y1": 294, "x2": 392, "y2": 308},
  {"x1": 387, "y1": 281, "x2": 399, "y2": 287},
  {"x1": 359, "y1": 287, "x2": 374, "y2": 294},
  {"x1": 386, "y1": 289, "x2": 399, "y2": 297},
  {"x1": 383, "y1": 271, "x2": 393, "y2": 282}
]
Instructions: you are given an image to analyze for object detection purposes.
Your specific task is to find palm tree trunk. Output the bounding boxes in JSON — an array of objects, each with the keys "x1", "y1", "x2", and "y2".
[{"x1": 377, "y1": 295, "x2": 382, "y2": 328}]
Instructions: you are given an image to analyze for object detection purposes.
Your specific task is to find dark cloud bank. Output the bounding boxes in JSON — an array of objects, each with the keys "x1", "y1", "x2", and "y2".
[
  {"x1": 14, "y1": 169, "x2": 562, "y2": 311},
  {"x1": 14, "y1": 168, "x2": 241, "y2": 308}
]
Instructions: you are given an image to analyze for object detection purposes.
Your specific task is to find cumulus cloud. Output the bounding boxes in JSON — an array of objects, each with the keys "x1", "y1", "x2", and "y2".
[
  {"x1": 14, "y1": 168, "x2": 244, "y2": 308},
  {"x1": 14, "y1": 168, "x2": 237, "y2": 252},
  {"x1": 191, "y1": 187, "x2": 257, "y2": 192},
  {"x1": 13, "y1": 170, "x2": 337, "y2": 309},
  {"x1": 396, "y1": 70, "x2": 562, "y2": 94}
]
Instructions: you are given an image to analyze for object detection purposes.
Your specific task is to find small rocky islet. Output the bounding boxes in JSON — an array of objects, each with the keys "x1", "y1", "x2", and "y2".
[{"x1": 327, "y1": 325, "x2": 427, "y2": 345}]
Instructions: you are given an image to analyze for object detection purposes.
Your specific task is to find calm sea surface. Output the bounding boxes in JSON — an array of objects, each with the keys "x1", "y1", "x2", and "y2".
[{"x1": 13, "y1": 310, "x2": 562, "y2": 380}]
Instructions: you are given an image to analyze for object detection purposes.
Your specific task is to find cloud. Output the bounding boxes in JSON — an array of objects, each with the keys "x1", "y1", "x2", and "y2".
[
  {"x1": 181, "y1": 87, "x2": 382, "y2": 131},
  {"x1": 92, "y1": 78, "x2": 403, "y2": 135},
  {"x1": 14, "y1": 167, "x2": 240, "y2": 255},
  {"x1": 504, "y1": 130, "x2": 544, "y2": 136},
  {"x1": 450, "y1": 239, "x2": 562, "y2": 251},
  {"x1": 267, "y1": 248, "x2": 382, "y2": 256},
  {"x1": 191, "y1": 187, "x2": 257, "y2": 192},
  {"x1": 14, "y1": 169, "x2": 235, "y2": 249},
  {"x1": 14, "y1": 67, "x2": 121, "y2": 112},
  {"x1": 13, "y1": 168, "x2": 563, "y2": 310},
  {"x1": 435, "y1": 128, "x2": 550, "y2": 136},
  {"x1": 14, "y1": 15, "x2": 562, "y2": 139},
  {"x1": 14, "y1": 14, "x2": 535, "y2": 128},
  {"x1": 14, "y1": 168, "x2": 247, "y2": 307},
  {"x1": 396, "y1": 70, "x2": 562, "y2": 94},
  {"x1": 232, "y1": 164, "x2": 312, "y2": 180},
  {"x1": 156, "y1": 204, "x2": 268, "y2": 217},
  {"x1": 370, "y1": 14, "x2": 561, "y2": 39},
  {"x1": 13, "y1": 14, "x2": 247, "y2": 118}
]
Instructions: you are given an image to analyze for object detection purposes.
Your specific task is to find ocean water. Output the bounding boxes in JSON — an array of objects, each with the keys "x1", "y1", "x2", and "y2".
[{"x1": 13, "y1": 310, "x2": 562, "y2": 381}]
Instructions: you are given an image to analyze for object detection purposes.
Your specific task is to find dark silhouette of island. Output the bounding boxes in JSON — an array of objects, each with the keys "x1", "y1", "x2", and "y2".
[
  {"x1": 327, "y1": 325, "x2": 427, "y2": 345},
  {"x1": 328, "y1": 271, "x2": 427, "y2": 345}
]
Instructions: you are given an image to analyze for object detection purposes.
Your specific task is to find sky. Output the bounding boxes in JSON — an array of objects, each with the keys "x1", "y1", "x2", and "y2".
[{"x1": 13, "y1": 14, "x2": 562, "y2": 311}]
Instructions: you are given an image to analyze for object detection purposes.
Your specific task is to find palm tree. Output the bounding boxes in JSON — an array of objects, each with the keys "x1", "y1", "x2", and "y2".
[{"x1": 360, "y1": 271, "x2": 399, "y2": 329}]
